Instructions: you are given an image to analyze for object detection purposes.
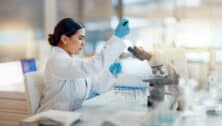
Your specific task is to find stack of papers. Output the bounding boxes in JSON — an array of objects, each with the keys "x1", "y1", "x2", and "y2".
[{"x1": 22, "y1": 110, "x2": 81, "y2": 126}]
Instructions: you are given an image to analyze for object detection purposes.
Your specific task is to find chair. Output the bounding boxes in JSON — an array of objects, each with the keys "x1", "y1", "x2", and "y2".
[{"x1": 24, "y1": 71, "x2": 44, "y2": 114}]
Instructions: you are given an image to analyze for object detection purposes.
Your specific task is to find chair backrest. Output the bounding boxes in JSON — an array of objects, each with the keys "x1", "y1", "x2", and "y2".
[{"x1": 24, "y1": 71, "x2": 44, "y2": 114}]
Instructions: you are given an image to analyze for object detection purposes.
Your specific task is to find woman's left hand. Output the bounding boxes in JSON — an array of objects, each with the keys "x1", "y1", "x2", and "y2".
[{"x1": 109, "y1": 62, "x2": 122, "y2": 76}]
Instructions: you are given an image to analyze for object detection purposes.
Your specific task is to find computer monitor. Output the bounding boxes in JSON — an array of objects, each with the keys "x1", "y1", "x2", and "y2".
[{"x1": 21, "y1": 59, "x2": 37, "y2": 74}]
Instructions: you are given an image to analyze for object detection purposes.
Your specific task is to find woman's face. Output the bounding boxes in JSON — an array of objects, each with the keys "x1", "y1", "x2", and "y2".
[{"x1": 61, "y1": 28, "x2": 86, "y2": 55}]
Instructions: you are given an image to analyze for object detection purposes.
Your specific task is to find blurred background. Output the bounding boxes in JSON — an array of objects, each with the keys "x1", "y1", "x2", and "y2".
[{"x1": 1, "y1": 0, "x2": 222, "y2": 90}]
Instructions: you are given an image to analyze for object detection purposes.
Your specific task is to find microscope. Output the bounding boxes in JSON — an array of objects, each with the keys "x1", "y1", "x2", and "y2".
[{"x1": 128, "y1": 46, "x2": 183, "y2": 111}]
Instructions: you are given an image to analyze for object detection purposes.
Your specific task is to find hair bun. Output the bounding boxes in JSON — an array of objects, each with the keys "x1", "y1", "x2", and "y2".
[{"x1": 48, "y1": 34, "x2": 57, "y2": 46}]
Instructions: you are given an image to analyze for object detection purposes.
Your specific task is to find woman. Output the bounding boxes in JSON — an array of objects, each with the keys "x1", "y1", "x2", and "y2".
[{"x1": 38, "y1": 17, "x2": 130, "y2": 112}]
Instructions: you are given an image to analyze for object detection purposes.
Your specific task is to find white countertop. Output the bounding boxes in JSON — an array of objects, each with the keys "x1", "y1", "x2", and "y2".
[{"x1": 76, "y1": 90, "x2": 222, "y2": 126}]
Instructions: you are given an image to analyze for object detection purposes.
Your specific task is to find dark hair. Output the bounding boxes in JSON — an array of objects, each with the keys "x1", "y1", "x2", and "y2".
[{"x1": 48, "y1": 18, "x2": 85, "y2": 46}]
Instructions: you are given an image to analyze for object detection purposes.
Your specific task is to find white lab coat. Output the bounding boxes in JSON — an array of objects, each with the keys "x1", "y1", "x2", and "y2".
[{"x1": 37, "y1": 36, "x2": 126, "y2": 112}]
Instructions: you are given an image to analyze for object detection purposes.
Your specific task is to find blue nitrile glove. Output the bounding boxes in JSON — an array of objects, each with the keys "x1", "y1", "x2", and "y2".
[
  {"x1": 109, "y1": 62, "x2": 122, "y2": 77},
  {"x1": 114, "y1": 18, "x2": 130, "y2": 38},
  {"x1": 88, "y1": 91, "x2": 100, "y2": 99}
]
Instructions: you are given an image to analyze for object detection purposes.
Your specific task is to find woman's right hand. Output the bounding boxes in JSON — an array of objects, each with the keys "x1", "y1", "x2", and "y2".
[{"x1": 114, "y1": 18, "x2": 130, "y2": 38}]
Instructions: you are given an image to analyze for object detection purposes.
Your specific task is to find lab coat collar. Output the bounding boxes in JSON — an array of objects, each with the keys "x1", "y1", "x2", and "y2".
[{"x1": 52, "y1": 47, "x2": 72, "y2": 57}]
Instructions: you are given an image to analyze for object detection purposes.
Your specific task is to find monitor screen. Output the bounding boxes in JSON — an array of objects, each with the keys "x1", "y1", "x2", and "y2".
[{"x1": 21, "y1": 59, "x2": 37, "y2": 74}]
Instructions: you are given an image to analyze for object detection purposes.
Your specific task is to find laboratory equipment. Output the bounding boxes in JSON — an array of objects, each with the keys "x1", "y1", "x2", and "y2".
[
  {"x1": 141, "y1": 110, "x2": 176, "y2": 126},
  {"x1": 143, "y1": 65, "x2": 180, "y2": 109},
  {"x1": 128, "y1": 46, "x2": 152, "y2": 61},
  {"x1": 128, "y1": 46, "x2": 182, "y2": 110},
  {"x1": 206, "y1": 103, "x2": 222, "y2": 116},
  {"x1": 207, "y1": 68, "x2": 218, "y2": 93},
  {"x1": 114, "y1": 84, "x2": 148, "y2": 101}
]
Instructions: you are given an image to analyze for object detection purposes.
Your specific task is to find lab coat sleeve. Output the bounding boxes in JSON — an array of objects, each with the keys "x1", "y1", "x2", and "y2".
[
  {"x1": 90, "y1": 70, "x2": 116, "y2": 94},
  {"x1": 51, "y1": 36, "x2": 126, "y2": 79}
]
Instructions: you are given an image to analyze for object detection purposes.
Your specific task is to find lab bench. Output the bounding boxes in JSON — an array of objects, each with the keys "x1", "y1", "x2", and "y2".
[{"x1": 75, "y1": 90, "x2": 222, "y2": 126}]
